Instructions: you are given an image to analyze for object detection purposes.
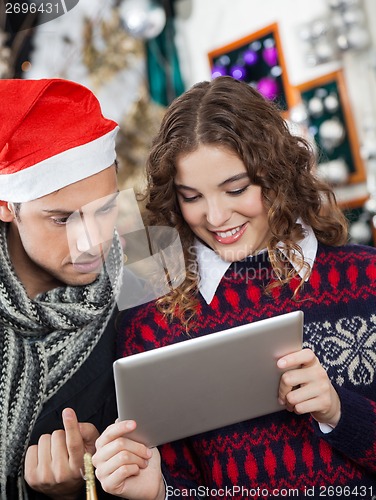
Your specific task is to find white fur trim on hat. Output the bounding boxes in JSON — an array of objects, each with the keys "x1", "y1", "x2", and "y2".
[{"x1": 0, "y1": 127, "x2": 119, "y2": 203}]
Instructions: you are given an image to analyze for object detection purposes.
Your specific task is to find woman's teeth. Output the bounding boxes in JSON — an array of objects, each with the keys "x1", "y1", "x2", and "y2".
[{"x1": 216, "y1": 226, "x2": 242, "y2": 238}]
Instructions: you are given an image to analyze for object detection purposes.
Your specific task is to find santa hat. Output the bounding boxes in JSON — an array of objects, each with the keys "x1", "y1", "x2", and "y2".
[{"x1": 0, "y1": 78, "x2": 119, "y2": 203}]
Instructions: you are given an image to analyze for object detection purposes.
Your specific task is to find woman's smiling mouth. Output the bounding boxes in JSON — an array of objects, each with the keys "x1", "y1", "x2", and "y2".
[{"x1": 212, "y1": 223, "x2": 248, "y2": 244}]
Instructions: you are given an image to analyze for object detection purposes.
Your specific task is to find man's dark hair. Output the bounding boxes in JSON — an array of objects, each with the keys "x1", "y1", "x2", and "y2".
[{"x1": 13, "y1": 202, "x2": 22, "y2": 221}]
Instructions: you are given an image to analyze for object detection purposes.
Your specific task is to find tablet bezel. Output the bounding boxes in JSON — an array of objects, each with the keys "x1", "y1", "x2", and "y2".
[{"x1": 114, "y1": 310, "x2": 303, "y2": 447}]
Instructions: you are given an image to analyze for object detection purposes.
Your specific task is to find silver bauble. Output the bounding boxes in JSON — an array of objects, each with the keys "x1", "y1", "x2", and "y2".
[
  {"x1": 319, "y1": 119, "x2": 345, "y2": 149},
  {"x1": 349, "y1": 220, "x2": 371, "y2": 244},
  {"x1": 119, "y1": 0, "x2": 166, "y2": 40}
]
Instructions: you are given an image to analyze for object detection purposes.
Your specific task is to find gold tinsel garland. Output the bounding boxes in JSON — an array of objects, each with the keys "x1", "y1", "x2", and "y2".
[
  {"x1": 116, "y1": 87, "x2": 166, "y2": 193},
  {"x1": 0, "y1": 9, "x2": 37, "y2": 78},
  {"x1": 82, "y1": 9, "x2": 144, "y2": 90},
  {"x1": 82, "y1": 8, "x2": 166, "y2": 196}
]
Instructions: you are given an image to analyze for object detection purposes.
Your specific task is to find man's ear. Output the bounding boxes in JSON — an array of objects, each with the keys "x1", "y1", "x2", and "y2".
[{"x1": 0, "y1": 202, "x2": 16, "y2": 222}]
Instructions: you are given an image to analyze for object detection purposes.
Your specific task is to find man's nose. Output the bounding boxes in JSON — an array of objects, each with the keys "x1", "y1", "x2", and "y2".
[{"x1": 76, "y1": 216, "x2": 104, "y2": 254}]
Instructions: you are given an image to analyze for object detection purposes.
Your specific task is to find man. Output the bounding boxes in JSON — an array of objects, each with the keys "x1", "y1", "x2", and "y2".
[{"x1": 0, "y1": 78, "x2": 123, "y2": 499}]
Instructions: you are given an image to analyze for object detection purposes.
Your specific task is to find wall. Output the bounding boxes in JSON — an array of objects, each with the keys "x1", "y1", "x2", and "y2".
[
  {"x1": 173, "y1": 0, "x2": 376, "y2": 204},
  {"x1": 174, "y1": 0, "x2": 339, "y2": 87}
]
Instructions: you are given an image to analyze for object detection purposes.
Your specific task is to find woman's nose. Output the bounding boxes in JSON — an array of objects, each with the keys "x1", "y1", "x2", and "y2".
[{"x1": 205, "y1": 199, "x2": 231, "y2": 228}]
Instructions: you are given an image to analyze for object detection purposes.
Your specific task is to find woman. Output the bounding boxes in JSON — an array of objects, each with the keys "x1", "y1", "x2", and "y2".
[{"x1": 92, "y1": 77, "x2": 376, "y2": 499}]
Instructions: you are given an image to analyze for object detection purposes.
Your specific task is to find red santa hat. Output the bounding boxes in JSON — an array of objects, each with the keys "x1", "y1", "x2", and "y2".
[{"x1": 0, "y1": 78, "x2": 119, "y2": 203}]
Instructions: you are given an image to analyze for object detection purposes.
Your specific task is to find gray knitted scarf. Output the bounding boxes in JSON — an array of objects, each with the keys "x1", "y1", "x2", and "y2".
[{"x1": 0, "y1": 222, "x2": 123, "y2": 499}]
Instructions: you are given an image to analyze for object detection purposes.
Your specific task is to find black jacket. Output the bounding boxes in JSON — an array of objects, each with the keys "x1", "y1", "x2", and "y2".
[{"x1": 25, "y1": 308, "x2": 120, "y2": 500}]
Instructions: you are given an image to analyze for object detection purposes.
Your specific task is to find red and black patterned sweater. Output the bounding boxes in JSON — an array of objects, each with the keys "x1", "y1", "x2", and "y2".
[{"x1": 117, "y1": 243, "x2": 376, "y2": 499}]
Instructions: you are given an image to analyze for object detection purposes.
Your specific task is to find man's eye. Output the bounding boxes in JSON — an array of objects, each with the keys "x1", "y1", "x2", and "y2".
[
  {"x1": 51, "y1": 217, "x2": 69, "y2": 225},
  {"x1": 98, "y1": 203, "x2": 117, "y2": 214}
]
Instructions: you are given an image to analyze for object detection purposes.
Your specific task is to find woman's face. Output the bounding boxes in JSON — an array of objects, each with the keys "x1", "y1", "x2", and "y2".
[{"x1": 175, "y1": 145, "x2": 270, "y2": 262}]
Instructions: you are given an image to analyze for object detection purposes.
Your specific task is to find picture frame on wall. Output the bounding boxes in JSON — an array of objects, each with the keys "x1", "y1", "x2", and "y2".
[
  {"x1": 296, "y1": 70, "x2": 366, "y2": 186},
  {"x1": 207, "y1": 22, "x2": 297, "y2": 113},
  {"x1": 345, "y1": 201, "x2": 376, "y2": 247}
]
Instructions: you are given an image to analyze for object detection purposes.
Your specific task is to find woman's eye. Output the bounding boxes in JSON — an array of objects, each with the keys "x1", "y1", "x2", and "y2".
[
  {"x1": 179, "y1": 193, "x2": 200, "y2": 203},
  {"x1": 182, "y1": 196, "x2": 199, "y2": 202},
  {"x1": 228, "y1": 186, "x2": 249, "y2": 196}
]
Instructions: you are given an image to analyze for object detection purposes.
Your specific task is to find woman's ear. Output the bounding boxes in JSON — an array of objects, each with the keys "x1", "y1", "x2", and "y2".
[{"x1": 0, "y1": 202, "x2": 16, "y2": 222}]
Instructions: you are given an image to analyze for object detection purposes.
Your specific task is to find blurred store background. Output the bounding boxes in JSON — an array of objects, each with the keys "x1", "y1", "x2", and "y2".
[{"x1": 1, "y1": 0, "x2": 376, "y2": 245}]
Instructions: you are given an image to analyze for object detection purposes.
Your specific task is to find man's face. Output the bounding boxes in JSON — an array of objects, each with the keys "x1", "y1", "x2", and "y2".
[{"x1": 7, "y1": 165, "x2": 119, "y2": 295}]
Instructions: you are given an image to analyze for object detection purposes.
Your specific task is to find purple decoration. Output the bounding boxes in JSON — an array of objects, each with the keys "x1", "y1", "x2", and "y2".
[
  {"x1": 218, "y1": 55, "x2": 231, "y2": 66},
  {"x1": 262, "y1": 46, "x2": 278, "y2": 67},
  {"x1": 257, "y1": 77, "x2": 279, "y2": 100},
  {"x1": 243, "y1": 49, "x2": 258, "y2": 66},
  {"x1": 211, "y1": 66, "x2": 227, "y2": 79},
  {"x1": 230, "y1": 65, "x2": 246, "y2": 80}
]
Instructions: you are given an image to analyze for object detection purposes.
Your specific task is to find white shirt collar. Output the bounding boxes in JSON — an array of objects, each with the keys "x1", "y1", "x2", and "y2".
[{"x1": 196, "y1": 223, "x2": 318, "y2": 304}]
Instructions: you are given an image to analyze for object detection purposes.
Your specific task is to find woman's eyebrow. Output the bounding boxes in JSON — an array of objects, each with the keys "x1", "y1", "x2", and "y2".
[
  {"x1": 175, "y1": 173, "x2": 249, "y2": 192},
  {"x1": 174, "y1": 183, "x2": 197, "y2": 192},
  {"x1": 218, "y1": 173, "x2": 249, "y2": 187}
]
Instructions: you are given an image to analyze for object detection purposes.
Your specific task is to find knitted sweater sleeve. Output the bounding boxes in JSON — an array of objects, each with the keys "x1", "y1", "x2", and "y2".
[
  {"x1": 307, "y1": 244, "x2": 376, "y2": 475},
  {"x1": 314, "y1": 385, "x2": 376, "y2": 474}
]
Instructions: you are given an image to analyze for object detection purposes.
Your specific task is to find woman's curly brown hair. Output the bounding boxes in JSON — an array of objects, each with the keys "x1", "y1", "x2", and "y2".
[{"x1": 144, "y1": 76, "x2": 348, "y2": 330}]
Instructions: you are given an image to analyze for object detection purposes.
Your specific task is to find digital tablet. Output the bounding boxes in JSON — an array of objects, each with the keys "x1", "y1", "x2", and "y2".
[{"x1": 113, "y1": 310, "x2": 303, "y2": 447}]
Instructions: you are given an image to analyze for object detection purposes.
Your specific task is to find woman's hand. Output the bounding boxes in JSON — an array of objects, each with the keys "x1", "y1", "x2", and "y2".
[
  {"x1": 92, "y1": 420, "x2": 165, "y2": 500},
  {"x1": 277, "y1": 348, "x2": 341, "y2": 428}
]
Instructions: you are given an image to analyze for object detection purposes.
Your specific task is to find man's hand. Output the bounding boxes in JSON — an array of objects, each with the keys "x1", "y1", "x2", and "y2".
[{"x1": 25, "y1": 408, "x2": 100, "y2": 500}]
